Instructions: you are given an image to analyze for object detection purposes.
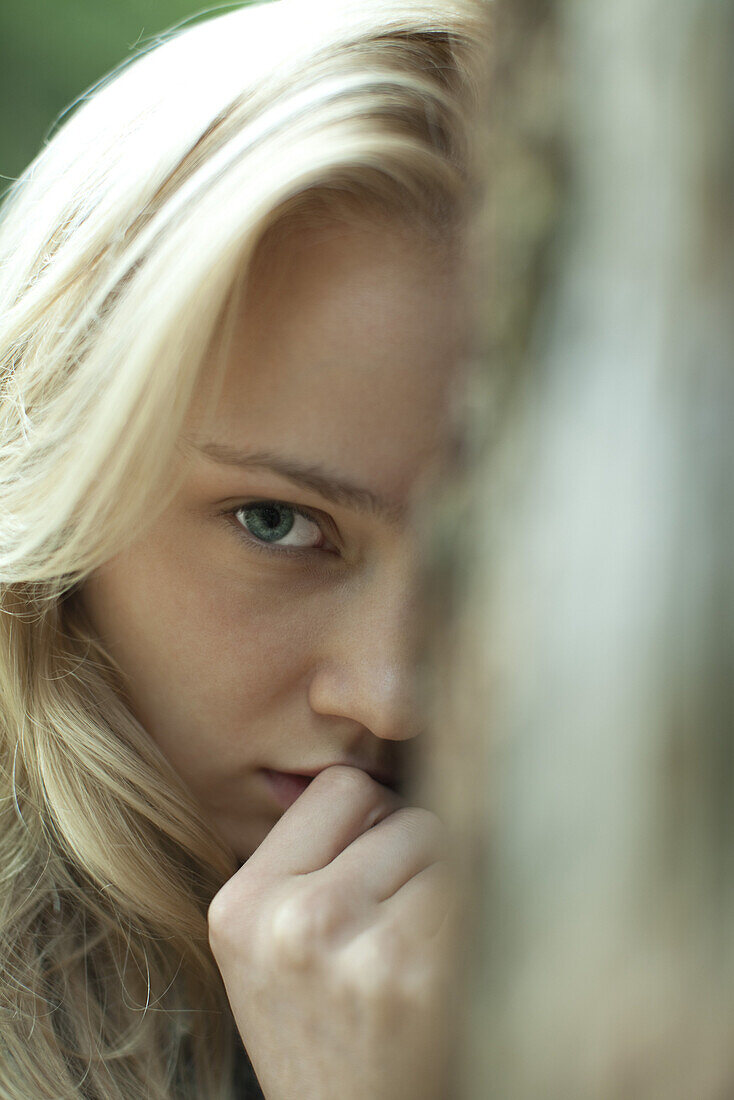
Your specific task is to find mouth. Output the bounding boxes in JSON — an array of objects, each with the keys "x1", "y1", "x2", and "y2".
[
  {"x1": 260, "y1": 769, "x2": 314, "y2": 810},
  {"x1": 259, "y1": 763, "x2": 402, "y2": 811}
]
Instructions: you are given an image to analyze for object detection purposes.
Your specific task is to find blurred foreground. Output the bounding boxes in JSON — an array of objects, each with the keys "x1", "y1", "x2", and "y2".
[{"x1": 415, "y1": 1, "x2": 734, "y2": 1097}]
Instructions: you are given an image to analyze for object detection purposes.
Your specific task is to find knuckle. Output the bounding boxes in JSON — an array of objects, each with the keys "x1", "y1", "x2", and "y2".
[
  {"x1": 268, "y1": 881, "x2": 342, "y2": 967},
  {"x1": 334, "y1": 928, "x2": 404, "y2": 1002},
  {"x1": 336, "y1": 942, "x2": 387, "y2": 1000},
  {"x1": 207, "y1": 886, "x2": 235, "y2": 945},
  {"x1": 296, "y1": 880, "x2": 346, "y2": 937},
  {"x1": 333, "y1": 925, "x2": 445, "y2": 1012},
  {"x1": 207, "y1": 871, "x2": 262, "y2": 952}
]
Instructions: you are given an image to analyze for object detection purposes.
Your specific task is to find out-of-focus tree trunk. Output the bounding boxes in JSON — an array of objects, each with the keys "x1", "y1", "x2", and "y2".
[{"x1": 411, "y1": 0, "x2": 734, "y2": 1097}]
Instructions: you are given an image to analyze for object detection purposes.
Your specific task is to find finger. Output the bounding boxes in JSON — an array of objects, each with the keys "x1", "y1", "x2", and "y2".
[
  {"x1": 331, "y1": 863, "x2": 461, "y2": 999},
  {"x1": 243, "y1": 765, "x2": 404, "y2": 880},
  {"x1": 313, "y1": 806, "x2": 450, "y2": 904},
  {"x1": 378, "y1": 859, "x2": 460, "y2": 941}
]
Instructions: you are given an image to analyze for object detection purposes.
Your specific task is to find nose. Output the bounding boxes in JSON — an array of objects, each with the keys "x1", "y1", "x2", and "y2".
[{"x1": 306, "y1": 546, "x2": 422, "y2": 742}]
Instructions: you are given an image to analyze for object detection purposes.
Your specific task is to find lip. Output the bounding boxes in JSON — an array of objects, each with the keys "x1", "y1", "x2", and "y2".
[
  {"x1": 260, "y1": 769, "x2": 314, "y2": 810},
  {"x1": 284, "y1": 763, "x2": 399, "y2": 789},
  {"x1": 259, "y1": 762, "x2": 400, "y2": 810}
]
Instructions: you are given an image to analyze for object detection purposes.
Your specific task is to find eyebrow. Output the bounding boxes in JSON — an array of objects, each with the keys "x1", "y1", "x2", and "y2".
[{"x1": 187, "y1": 440, "x2": 408, "y2": 526}]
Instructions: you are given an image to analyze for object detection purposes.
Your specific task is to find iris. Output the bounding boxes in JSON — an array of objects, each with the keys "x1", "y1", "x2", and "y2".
[{"x1": 240, "y1": 502, "x2": 295, "y2": 543}]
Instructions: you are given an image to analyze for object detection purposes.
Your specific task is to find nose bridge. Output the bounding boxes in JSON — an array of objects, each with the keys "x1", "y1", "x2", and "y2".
[
  {"x1": 307, "y1": 545, "x2": 422, "y2": 740},
  {"x1": 361, "y1": 542, "x2": 417, "y2": 654}
]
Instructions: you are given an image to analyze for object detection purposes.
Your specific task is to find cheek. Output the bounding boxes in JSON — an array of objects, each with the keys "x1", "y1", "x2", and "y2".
[
  {"x1": 81, "y1": 544, "x2": 313, "y2": 733},
  {"x1": 200, "y1": 578, "x2": 314, "y2": 702}
]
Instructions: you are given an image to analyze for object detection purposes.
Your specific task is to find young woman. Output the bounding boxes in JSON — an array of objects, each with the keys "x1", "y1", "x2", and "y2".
[{"x1": 0, "y1": 1, "x2": 489, "y2": 1096}]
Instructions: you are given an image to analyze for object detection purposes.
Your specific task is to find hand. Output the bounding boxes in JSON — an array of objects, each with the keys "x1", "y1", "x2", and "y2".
[{"x1": 207, "y1": 765, "x2": 461, "y2": 1100}]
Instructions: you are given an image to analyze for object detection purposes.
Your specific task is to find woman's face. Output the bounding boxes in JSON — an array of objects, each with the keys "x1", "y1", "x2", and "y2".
[{"x1": 78, "y1": 216, "x2": 469, "y2": 863}]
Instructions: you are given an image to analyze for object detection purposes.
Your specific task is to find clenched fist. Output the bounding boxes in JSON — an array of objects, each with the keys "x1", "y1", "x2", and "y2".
[{"x1": 207, "y1": 765, "x2": 461, "y2": 1100}]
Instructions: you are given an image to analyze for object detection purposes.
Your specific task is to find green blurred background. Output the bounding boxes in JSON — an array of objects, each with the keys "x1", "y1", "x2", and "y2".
[{"x1": 0, "y1": 0, "x2": 246, "y2": 196}]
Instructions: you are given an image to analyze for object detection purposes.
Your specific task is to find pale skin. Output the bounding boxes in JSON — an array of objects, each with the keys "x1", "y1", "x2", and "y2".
[{"x1": 78, "y1": 214, "x2": 470, "y2": 1098}]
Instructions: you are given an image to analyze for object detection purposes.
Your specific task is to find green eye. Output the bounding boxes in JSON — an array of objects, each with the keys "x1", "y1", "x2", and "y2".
[
  {"x1": 240, "y1": 502, "x2": 296, "y2": 543},
  {"x1": 229, "y1": 500, "x2": 329, "y2": 555}
]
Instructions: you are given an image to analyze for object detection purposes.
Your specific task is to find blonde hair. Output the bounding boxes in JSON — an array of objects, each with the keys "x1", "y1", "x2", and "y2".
[{"x1": 0, "y1": 1, "x2": 489, "y2": 1096}]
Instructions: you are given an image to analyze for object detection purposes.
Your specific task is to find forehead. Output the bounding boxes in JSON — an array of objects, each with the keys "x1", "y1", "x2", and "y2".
[{"x1": 186, "y1": 217, "x2": 469, "y2": 498}]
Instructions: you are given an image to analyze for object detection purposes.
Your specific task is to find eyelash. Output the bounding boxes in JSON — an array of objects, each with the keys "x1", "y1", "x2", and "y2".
[{"x1": 219, "y1": 499, "x2": 337, "y2": 559}]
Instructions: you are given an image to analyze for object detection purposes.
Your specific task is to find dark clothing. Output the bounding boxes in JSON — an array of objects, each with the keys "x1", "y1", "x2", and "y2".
[{"x1": 233, "y1": 1039, "x2": 266, "y2": 1100}]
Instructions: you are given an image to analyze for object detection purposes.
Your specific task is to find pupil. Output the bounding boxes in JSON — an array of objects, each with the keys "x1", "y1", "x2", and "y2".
[{"x1": 247, "y1": 504, "x2": 295, "y2": 542}]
